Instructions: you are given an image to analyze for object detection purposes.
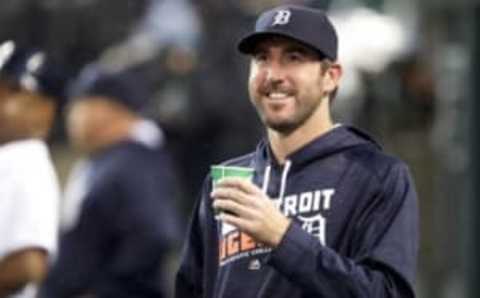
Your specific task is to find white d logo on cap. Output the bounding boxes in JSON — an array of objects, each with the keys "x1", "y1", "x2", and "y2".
[{"x1": 272, "y1": 9, "x2": 291, "y2": 26}]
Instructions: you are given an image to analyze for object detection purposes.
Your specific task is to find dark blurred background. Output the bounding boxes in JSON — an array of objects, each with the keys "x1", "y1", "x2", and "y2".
[{"x1": 1, "y1": 0, "x2": 478, "y2": 297}]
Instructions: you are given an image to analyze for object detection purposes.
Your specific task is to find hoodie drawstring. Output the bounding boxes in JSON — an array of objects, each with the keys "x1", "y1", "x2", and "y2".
[
  {"x1": 261, "y1": 165, "x2": 271, "y2": 194},
  {"x1": 261, "y1": 160, "x2": 291, "y2": 199},
  {"x1": 278, "y1": 160, "x2": 291, "y2": 200}
]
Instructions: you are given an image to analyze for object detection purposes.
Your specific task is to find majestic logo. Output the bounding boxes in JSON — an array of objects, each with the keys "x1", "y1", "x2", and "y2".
[
  {"x1": 272, "y1": 9, "x2": 291, "y2": 26},
  {"x1": 248, "y1": 259, "x2": 262, "y2": 270}
]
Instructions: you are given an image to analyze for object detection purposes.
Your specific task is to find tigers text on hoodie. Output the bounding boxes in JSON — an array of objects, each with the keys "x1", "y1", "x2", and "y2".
[{"x1": 175, "y1": 125, "x2": 419, "y2": 298}]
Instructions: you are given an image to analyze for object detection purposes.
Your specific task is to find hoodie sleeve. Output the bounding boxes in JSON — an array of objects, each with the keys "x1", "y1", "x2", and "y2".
[{"x1": 267, "y1": 162, "x2": 418, "y2": 298}]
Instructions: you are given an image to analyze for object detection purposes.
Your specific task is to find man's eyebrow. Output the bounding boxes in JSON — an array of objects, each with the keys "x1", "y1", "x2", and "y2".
[{"x1": 284, "y1": 45, "x2": 316, "y2": 56}]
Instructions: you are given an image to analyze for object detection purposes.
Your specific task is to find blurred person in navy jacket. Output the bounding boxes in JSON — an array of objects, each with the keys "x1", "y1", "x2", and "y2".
[{"x1": 39, "y1": 64, "x2": 181, "y2": 298}]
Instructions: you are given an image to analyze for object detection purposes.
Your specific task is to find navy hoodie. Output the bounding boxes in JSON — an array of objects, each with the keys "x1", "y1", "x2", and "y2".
[
  {"x1": 175, "y1": 125, "x2": 418, "y2": 298},
  {"x1": 40, "y1": 139, "x2": 181, "y2": 298}
]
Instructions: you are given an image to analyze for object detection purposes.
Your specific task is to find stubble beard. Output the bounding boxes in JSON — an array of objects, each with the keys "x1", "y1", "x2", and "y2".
[{"x1": 256, "y1": 95, "x2": 322, "y2": 135}]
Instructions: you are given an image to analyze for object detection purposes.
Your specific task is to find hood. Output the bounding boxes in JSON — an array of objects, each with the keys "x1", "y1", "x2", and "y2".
[
  {"x1": 254, "y1": 125, "x2": 380, "y2": 171},
  {"x1": 251, "y1": 125, "x2": 381, "y2": 198}
]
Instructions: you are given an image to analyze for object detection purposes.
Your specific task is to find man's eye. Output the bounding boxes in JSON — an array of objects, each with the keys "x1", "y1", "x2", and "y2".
[
  {"x1": 287, "y1": 52, "x2": 304, "y2": 62},
  {"x1": 253, "y1": 53, "x2": 268, "y2": 62}
]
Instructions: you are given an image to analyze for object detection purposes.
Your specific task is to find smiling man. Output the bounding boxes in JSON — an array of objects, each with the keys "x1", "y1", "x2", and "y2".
[{"x1": 175, "y1": 5, "x2": 419, "y2": 298}]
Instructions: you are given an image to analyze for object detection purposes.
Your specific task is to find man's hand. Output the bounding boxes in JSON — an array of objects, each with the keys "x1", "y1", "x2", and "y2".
[
  {"x1": 0, "y1": 248, "x2": 48, "y2": 298},
  {"x1": 211, "y1": 177, "x2": 291, "y2": 247}
]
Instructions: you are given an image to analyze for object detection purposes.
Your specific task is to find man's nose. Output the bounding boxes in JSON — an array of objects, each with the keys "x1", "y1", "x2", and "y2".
[{"x1": 265, "y1": 61, "x2": 286, "y2": 83}]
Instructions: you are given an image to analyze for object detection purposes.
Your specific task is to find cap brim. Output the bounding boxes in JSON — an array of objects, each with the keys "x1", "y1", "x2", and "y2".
[{"x1": 237, "y1": 31, "x2": 322, "y2": 57}]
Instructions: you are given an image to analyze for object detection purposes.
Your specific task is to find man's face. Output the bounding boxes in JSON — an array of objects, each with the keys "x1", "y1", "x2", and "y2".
[
  {"x1": 248, "y1": 37, "x2": 334, "y2": 134},
  {"x1": 66, "y1": 98, "x2": 113, "y2": 153},
  {"x1": 66, "y1": 97, "x2": 133, "y2": 153}
]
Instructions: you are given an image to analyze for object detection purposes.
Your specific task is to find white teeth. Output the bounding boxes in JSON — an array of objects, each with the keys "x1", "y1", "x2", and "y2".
[{"x1": 269, "y1": 92, "x2": 289, "y2": 99}]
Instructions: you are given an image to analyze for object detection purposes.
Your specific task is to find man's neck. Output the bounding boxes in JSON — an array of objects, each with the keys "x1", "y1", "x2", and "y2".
[{"x1": 267, "y1": 103, "x2": 334, "y2": 164}]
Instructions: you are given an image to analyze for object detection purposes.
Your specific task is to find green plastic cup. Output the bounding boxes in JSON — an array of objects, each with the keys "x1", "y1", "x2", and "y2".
[
  {"x1": 211, "y1": 165, "x2": 255, "y2": 187},
  {"x1": 211, "y1": 165, "x2": 254, "y2": 218}
]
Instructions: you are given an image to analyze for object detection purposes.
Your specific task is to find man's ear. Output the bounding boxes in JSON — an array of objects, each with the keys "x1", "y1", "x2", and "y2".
[{"x1": 323, "y1": 63, "x2": 342, "y2": 93}]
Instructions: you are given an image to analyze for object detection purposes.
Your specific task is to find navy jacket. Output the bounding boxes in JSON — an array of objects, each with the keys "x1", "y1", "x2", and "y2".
[
  {"x1": 40, "y1": 139, "x2": 181, "y2": 298},
  {"x1": 175, "y1": 125, "x2": 418, "y2": 298}
]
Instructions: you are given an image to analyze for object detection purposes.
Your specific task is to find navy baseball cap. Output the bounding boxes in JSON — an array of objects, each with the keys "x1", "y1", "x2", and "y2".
[
  {"x1": 68, "y1": 64, "x2": 150, "y2": 113},
  {"x1": 238, "y1": 5, "x2": 338, "y2": 61},
  {"x1": 0, "y1": 40, "x2": 66, "y2": 100}
]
